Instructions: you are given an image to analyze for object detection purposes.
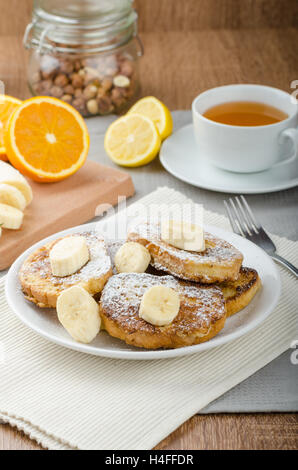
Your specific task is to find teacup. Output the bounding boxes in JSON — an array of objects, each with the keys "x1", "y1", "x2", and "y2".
[{"x1": 192, "y1": 84, "x2": 298, "y2": 173}]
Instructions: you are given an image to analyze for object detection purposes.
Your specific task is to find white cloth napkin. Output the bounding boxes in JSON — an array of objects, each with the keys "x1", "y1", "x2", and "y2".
[{"x1": 0, "y1": 187, "x2": 297, "y2": 450}]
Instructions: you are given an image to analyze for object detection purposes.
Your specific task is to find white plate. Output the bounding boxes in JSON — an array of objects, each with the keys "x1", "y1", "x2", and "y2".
[
  {"x1": 6, "y1": 222, "x2": 281, "y2": 360},
  {"x1": 160, "y1": 124, "x2": 298, "y2": 194}
]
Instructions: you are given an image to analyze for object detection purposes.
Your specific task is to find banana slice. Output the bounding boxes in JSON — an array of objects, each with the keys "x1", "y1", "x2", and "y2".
[
  {"x1": 0, "y1": 161, "x2": 33, "y2": 206},
  {"x1": 0, "y1": 183, "x2": 26, "y2": 211},
  {"x1": 161, "y1": 220, "x2": 205, "y2": 252},
  {"x1": 139, "y1": 285, "x2": 180, "y2": 326},
  {"x1": 0, "y1": 203, "x2": 23, "y2": 229},
  {"x1": 57, "y1": 286, "x2": 101, "y2": 343},
  {"x1": 115, "y1": 242, "x2": 151, "y2": 273},
  {"x1": 50, "y1": 235, "x2": 89, "y2": 277}
]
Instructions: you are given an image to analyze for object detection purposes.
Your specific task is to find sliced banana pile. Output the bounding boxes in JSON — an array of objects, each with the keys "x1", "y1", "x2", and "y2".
[
  {"x1": 161, "y1": 220, "x2": 205, "y2": 252},
  {"x1": 139, "y1": 285, "x2": 180, "y2": 326},
  {"x1": 0, "y1": 161, "x2": 33, "y2": 235}
]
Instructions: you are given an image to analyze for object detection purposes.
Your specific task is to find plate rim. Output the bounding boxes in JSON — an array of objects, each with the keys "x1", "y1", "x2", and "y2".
[
  {"x1": 160, "y1": 123, "x2": 298, "y2": 194},
  {"x1": 5, "y1": 221, "x2": 281, "y2": 360}
]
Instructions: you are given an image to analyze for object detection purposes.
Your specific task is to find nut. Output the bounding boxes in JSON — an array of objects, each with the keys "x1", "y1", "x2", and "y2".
[
  {"x1": 74, "y1": 88, "x2": 83, "y2": 98},
  {"x1": 54, "y1": 73, "x2": 69, "y2": 88},
  {"x1": 33, "y1": 82, "x2": 45, "y2": 94},
  {"x1": 62, "y1": 94, "x2": 72, "y2": 103},
  {"x1": 71, "y1": 73, "x2": 84, "y2": 89},
  {"x1": 40, "y1": 79, "x2": 52, "y2": 92},
  {"x1": 113, "y1": 75, "x2": 130, "y2": 88},
  {"x1": 74, "y1": 60, "x2": 82, "y2": 72},
  {"x1": 111, "y1": 87, "x2": 126, "y2": 107},
  {"x1": 83, "y1": 67, "x2": 101, "y2": 86},
  {"x1": 41, "y1": 69, "x2": 55, "y2": 80},
  {"x1": 97, "y1": 95, "x2": 113, "y2": 114},
  {"x1": 124, "y1": 82, "x2": 135, "y2": 99},
  {"x1": 101, "y1": 77, "x2": 113, "y2": 91},
  {"x1": 84, "y1": 66, "x2": 99, "y2": 76},
  {"x1": 86, "y1": 99, "x2": 99, "y2": 115},
  {"x1": 64, "y1": 84, "x2": 75, "y2": 95},
  {"x1": 97, "y1": 87, "x2": 106, "y2": 99},
  {"x1": 120, "y1": 61, "x2": 134, "y2": 77},
  {"x1": 50, "y1": 85, "x2": 64, "y2": 98},
  {"x1": 59, "y1": 60, "x2": 74, "y2": 75},
  {"x1": 80, "y1": 59, "x2": 89, "y2": 68},
  {"x1": 72, "y1": 97, "x2": 86, "y2": 114},
  {"x1": 85, "y1": 77, "x2": 100, "y2": 87},
  {"x1": 83, "y1": 84, "x2": 98, "y2": 100}
]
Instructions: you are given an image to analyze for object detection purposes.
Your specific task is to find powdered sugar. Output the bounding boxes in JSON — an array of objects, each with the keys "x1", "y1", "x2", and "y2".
[
  {"x1": 128, "y1": 222, "x2": 241, "y2": 265},
  {"x1": 101, "y1": 272, "x2": 225, "y2": 333},
  {"x1": 21, "y1": 232, "x2": 111, "y2": 286},
  {"x1": 106, "y1": 239, "x2": 125, "y2": 274}
]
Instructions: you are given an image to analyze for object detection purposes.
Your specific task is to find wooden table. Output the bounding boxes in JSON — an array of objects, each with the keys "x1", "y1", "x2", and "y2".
[{"x1": 0, "y1": 0, "x2": 297, "y2": 450}]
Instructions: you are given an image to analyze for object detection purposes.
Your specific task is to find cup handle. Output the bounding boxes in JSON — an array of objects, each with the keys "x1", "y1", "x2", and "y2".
[{"x1": 273, "y1": 128, "x2": 298, "y2": 167}]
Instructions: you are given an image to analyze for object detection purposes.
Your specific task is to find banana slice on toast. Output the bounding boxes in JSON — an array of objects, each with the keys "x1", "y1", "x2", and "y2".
[{"x1": 19, "y1": 232, "x2": 112, "y2": 308}]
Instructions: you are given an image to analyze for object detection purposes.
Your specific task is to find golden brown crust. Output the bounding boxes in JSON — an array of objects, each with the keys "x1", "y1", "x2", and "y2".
[
  {"x1": 220, "y1": 267, "x2": 262, "y2": 316},
  {"x1": 19, "y1": 232, "x2": 113, "y2": 308},
  {"x1": 99, "y1": 273, "x2": 227, "y2": 349},
  {"x1": 143, "y1": 264, "x2": 262, "y2": 317},
  {"x1": 127, "y1": 223, "x2": 243, "y2": 283},
  {"x1": 101, "y1": 313, "x2": 226, "y2": 349}
]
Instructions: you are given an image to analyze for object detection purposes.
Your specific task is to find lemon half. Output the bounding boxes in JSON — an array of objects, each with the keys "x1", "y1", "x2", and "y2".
[{"x1": 104, "y1": 113, "x2": 161, "y2": 167}]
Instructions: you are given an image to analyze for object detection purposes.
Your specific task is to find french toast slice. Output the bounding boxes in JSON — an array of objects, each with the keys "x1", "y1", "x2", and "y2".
[
  {"x1": 19, "y1": 231, "x2": 112, "y2": 308},
  {"x1": 106, "y1": 240, "x2": 261, "y2": 317},
  {"x1": 127, "y1": 222, "x2": 243, "y2": 283},
  {"x1": 99, "y1": 272, "x2": 226, "y2": 349},
  {"x1": 220, "y1": 266, "x2": 262, "y2": 316}
]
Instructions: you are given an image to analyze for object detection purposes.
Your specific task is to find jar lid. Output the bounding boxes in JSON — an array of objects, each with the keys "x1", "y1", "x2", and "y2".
[{"x1": 25, "y1": 0, "x2": 138, "y2": 54}]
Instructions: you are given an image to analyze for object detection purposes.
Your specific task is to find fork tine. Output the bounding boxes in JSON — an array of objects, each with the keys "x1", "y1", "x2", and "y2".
[
  {"x1": 229, "y1": 198, "x2": 250, "y2": 237},
  {"x1": 224, "y1": 200, "x2": 242, "y2": 236},
  {"x1": 225, "y1": 199, "x2": 246, "y2": 236},
  {"x1": 240, "y1": 195, "x2": 261, "y2": 230},
  {"x1": 235, "y1": 196, "x2": 255, "y2": 235}
]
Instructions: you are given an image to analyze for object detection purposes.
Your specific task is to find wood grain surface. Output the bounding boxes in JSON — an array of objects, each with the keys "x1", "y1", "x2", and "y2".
[
  {"x1": 0, "y1": 0, "x2": 297, "y2": 451},
  {"x1": 1, "y1": 0, "x2": 297, "y2": 35},
  {"x1": 135, "y1": 0, "x2": 298, "y2": 31},
  {"x1": 1, "y1": 414, "x2": 297, "y2": 450}
]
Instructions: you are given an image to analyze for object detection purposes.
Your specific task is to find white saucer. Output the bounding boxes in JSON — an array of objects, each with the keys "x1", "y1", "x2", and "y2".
[
  {"x1": 6, "y1": 222, "x2": 280, "y2": 360},
  {"x1": 160, "y1": 124, "x2": 298, "y2": 194}
]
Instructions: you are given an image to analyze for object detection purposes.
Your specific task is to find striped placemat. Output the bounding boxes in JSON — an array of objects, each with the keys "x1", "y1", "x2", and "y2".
[{"x1": 0, "y1": 187, "x2": 297, "y2": 450}]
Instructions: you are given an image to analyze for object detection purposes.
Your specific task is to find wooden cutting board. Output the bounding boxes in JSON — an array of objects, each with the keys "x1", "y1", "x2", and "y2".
[{"x1": 0, "y1": 160, "x2": 135, "y2": 270}]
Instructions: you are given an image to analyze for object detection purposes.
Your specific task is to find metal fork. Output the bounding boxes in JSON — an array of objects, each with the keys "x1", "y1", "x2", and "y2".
[{"x1": 224, "y1": 195, "x2": 298, "y2": 277}]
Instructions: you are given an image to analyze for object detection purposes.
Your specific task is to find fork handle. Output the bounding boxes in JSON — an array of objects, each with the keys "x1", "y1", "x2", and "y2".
[{"x1": 271, "y1": 253, "x2": 298, "y2": 277}]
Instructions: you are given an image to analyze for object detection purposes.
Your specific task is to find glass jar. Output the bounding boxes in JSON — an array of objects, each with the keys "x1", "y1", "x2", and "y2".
[{"x1": 23, "y1": 0, "x2": 143, "y2": 117}]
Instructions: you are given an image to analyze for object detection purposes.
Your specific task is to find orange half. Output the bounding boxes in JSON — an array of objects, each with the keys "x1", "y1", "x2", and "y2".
[
  {"x1": 0, "y1": 95, "x2": 22, "y2": 161},
  {"x1": 5, "y1": 96, "x2": 90, "y2": 182}
]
